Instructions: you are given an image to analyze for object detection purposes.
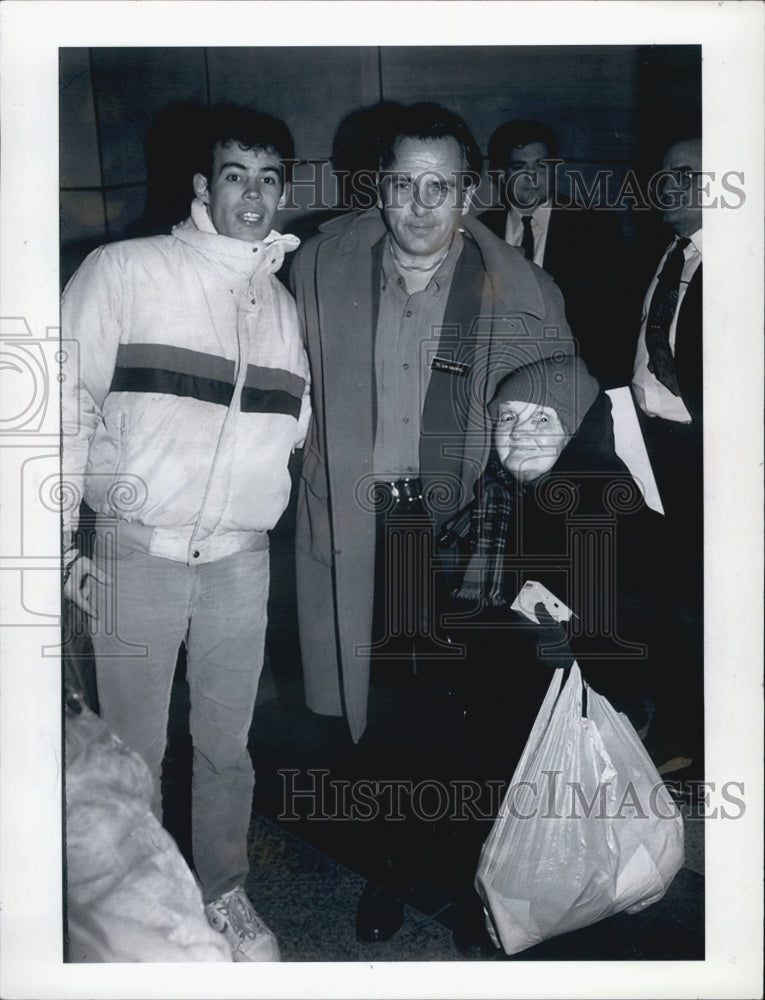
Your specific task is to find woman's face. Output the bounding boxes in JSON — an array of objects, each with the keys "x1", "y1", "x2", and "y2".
[{"x1": 494, "y1": 400, "x2": 570, "y2": 483}]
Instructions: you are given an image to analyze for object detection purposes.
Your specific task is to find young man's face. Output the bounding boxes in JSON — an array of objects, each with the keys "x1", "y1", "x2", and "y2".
[
  {"x1": 494, "y1": 400, "x2": 569, "y2": 483},
  {"x1": 503, "y1": 142, "x2": 554, "y2": 210},
  {"x1": 378, "y1": 136, "x2": 473, "y2": 260},
  {"x1": 193, "y1": 141, "x2": 286, "y2": 242}
]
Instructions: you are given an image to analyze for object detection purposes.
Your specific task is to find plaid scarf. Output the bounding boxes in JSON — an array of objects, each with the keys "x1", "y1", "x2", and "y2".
[{"x1": 438, "y1": 455, "x2": 521, "y2": 606}]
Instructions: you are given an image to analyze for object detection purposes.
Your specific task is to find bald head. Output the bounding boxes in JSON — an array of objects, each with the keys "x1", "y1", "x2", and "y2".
[
  {"x1": 661, "y1": 138, "x2": 703, "y2": 237},
  {"x1": 666, "y1": 138, "x2": 701, "y2": 166}
]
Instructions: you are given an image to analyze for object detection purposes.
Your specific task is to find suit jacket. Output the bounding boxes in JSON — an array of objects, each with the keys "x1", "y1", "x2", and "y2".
[
  {"x1": 630, "y1": 233, "x2": 703, "y2": 576},
  {"x1": 290, "y1": 209, "x2": 573, "y2": 741},
  {"x1": 479, "y1": 200, "x2": 629, "y2": 387},
  {"x1": 629, "y1": 232, "x2": 703, "y2": 428}
]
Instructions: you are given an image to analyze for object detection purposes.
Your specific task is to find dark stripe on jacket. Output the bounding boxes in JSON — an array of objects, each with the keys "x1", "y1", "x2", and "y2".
[
  {"x1": 115, "y1": 343, "x2": 236, "y2": 383},
  {"x1": 110, "y1": 366, "x2": 235, "y2": 406},
  {"x1": 109, "y1": 343, "x2": 236, "y2": 405},
  {"x1": 240, "y1": 364, "x2": 305, "y2": 418}
]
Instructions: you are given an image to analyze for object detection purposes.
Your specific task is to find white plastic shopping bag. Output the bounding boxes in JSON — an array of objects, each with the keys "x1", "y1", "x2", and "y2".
[{"x1": 475, "y1": 663, "x2": 684, "y2": 955}]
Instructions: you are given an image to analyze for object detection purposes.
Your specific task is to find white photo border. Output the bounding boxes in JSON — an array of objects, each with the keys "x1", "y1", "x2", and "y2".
[{"x1": 1, "y1": 2, "x2": 763, "y2": 998}]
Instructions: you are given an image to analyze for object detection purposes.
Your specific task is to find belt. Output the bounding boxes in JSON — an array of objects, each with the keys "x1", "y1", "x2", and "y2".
[{"x1": 377, "y1": 477, "x2": 425, "y2": 505}]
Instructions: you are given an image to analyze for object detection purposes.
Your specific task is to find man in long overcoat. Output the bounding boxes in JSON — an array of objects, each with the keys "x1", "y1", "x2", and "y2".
[{"x1": 289, "y1": 102, "x2": 574, "y2": 949}]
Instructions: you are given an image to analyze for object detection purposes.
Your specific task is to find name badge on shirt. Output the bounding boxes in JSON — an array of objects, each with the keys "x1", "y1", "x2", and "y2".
[{"x1": 431, "y1": 357, "x2": 471, "y2": 377}]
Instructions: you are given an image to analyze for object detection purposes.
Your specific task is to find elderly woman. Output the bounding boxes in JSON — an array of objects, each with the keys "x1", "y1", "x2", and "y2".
[{"x1": 437, "y1": 355, "x2": 664, "y2": 955}]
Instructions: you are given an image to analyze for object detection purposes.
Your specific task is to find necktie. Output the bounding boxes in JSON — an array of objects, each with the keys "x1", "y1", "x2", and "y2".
[
  {"x1": 520, "y1": 215, "x2": 535, "y2": 261},
  {"x1": 645, "y1": 237, "x2": 691, "y2": 396}
]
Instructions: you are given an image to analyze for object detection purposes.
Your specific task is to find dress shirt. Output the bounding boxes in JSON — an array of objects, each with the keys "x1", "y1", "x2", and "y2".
[
  {"x1": 373, "y1": 232, "x2": 464, "y2": 478},
  {"x1": 632, "y1": 230, "x2": 702, "y2": 423},
  {"x1": 504, "y1": 203, "x2": 552, "y2": 268}
]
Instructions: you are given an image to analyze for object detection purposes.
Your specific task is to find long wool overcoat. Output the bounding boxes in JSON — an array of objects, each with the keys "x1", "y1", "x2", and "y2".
[{"x1": 290, "y1": 209, "x2": 574, "y2": 742}]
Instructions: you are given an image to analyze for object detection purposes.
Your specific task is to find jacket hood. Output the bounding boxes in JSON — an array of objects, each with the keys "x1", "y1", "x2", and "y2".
[
  {"x1": 554, "y1": 390, "x2": 625, "y2": 476},
  {"x1": 172, "y1": 199, "x2": 300, "y2": 279}
]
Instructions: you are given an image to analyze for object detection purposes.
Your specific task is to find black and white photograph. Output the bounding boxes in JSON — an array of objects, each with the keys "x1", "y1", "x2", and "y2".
[{"x1": 0, "y1": 3, "x2": 762, "y2": 998}]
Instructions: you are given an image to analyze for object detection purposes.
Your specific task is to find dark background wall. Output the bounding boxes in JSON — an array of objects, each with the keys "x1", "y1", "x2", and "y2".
[{"x1": 59, "y1": 45, "x2": 700, "y2": 284}]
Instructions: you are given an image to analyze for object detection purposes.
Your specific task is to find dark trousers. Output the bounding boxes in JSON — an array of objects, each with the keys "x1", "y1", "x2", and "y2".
[
  {"x1": 359, "y1": 494, "x2": 466, "y2": 891},
  {"x1": 359, "y1": 497, "x2": 549, "y2": 896},
  {"x1": 638, "y1": 412, "x2": 704, "y2": 767}
]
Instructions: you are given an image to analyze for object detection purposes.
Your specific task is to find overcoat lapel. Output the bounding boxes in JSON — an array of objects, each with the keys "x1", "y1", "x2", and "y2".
[
  {"x1": 314, "y1": 221, "x2": 380, "y2": 740},
  {"x1": 420, "y1": 238, "x2": 485, "y2": 524}
]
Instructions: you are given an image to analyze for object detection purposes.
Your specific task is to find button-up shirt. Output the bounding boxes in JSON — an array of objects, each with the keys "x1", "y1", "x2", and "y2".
[
  {"x1": 632, "y1": 229, "x2": 702, "y2": 423},
  {"x1": 504, "y1": 203, "x2": 553, "y2": 268},
  {"x1": 373, "y1": 232, "x2": 464, "y2": 478}
]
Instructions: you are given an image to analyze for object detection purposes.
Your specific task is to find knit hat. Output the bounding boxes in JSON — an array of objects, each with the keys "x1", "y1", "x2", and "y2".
[{"x1": 488, "y1": 355, "x2": 599, "y2": 436}]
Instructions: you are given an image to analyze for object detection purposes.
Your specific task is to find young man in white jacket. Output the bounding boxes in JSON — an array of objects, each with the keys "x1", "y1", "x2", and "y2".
[{"x1": 62, "y1": 103, "x2": 310, "y2": 961}]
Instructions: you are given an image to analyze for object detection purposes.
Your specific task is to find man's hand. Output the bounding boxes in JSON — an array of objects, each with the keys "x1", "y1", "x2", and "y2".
[{"x1": 63, "y1": 553, "x2": 109, "y2": 618}]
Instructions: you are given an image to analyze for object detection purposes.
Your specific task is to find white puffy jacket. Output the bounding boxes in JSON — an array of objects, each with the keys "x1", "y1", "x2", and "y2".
[{"x1": 62, "y1": 203, "x2": 310, "y2": 564}]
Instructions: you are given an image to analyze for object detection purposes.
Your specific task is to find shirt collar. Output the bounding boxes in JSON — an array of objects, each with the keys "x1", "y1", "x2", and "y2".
[
  {"x1": 688, "y1": 228, "x2": 702, "y2": 255},
  {"x1": 382, "y1": 230, "x2": 464, "y2": 295},
  {"x1": 509, "y1": 201, "x2": 553, "y2": 227},
  {"x1": 670, "y1": 228, "x2": 702, "y2": 260}
]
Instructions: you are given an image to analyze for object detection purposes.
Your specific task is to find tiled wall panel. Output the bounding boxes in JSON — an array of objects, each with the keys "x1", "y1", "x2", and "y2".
[
  {"x1": 206, "y1": 47, "x2": 382, "y2": 161},
  {"x1": 59, "y1": 49, "x2": 101, "y2": 189},
  {"x1": 105, "y1": 186, "x2": 151, "y2": 243},
  {"x1": 89, "y1": 47, "x2": 208, "y2": 187},
  {"x1": 60, "y1": 190, "x2": 108, "y2": 286},
  {"x1": 60, "y1": 45, "x2": 699, "y2": 270},
  {"x1": 379, "y1": 46, "x2": 638, "y2": 164}
]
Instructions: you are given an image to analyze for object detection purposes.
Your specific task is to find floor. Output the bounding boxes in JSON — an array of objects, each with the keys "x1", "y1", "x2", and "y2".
[{"x1": 160, "y1": 499, "x2": 705, "y2": 963}]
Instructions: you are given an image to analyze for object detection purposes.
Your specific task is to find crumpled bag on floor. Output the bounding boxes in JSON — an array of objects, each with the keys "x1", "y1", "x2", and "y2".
[
  {"x1": 65, "y1": 692, "x2": 232, "y2": 962},
  {"x1": 475, "y1": 663, "x2": 684, "y2": 955}
]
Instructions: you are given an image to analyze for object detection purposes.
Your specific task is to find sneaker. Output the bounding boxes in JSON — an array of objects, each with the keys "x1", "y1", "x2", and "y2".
[{"x1": 205, "y1": 886, "x2": 281, "y2": 962}]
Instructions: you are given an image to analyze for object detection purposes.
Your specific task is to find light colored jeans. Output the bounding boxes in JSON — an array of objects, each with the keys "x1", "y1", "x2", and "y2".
[{"x1": 90, "y1": 524, "x2": 269, "y2": 902}]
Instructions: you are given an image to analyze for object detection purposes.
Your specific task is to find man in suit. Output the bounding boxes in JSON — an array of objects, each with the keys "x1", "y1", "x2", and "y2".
[
  {"x1": 630, "y1": 137, "x2": 704, "y2": 776},
  {"x1": 479, "y1": 119, "x2": 629, "y2": 387},
  {"x1": 290, "y1": 102, "x2": 574, "y2": 953}
]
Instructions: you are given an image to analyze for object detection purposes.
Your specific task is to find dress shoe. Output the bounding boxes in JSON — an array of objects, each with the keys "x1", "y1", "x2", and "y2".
[
  {"x1": 355, "y1": 881, "x2": 405, "y2": 942},
  {"x1": 451, "y1": 891, "x2": 499, "y2": 959},
  {"x1": 452, "y1": 918, "x2": 499, "y2": 959}
]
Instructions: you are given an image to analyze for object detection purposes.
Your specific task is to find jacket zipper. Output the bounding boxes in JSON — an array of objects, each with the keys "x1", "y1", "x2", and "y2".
[
  {"x1": 115, "y1": 412, "x2": 128, "y2": 474},
  {"x1": 187, "y1": 289, "x2": 252, "y2": 561}
]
